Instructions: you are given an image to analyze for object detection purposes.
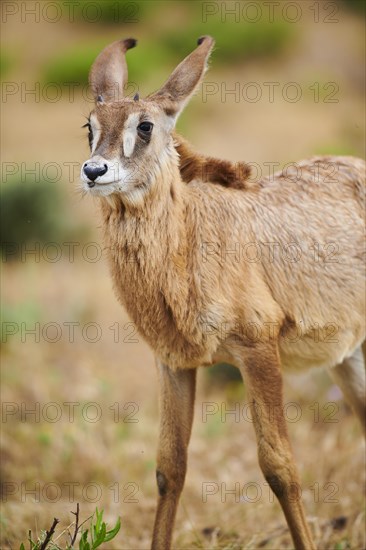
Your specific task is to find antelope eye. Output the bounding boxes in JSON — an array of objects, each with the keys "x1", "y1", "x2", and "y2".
[{"x1": 137, "y1": 121, "x2": 153, "y2": 135}]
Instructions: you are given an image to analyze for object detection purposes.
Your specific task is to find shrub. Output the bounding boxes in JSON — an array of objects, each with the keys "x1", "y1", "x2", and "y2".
[
  {"x1": 19, "y1": 506, "x2": 121, "y2": 550},
  {"x1": 42, "y1": 40, "x2": 174, "y2": 90},
  {"x1": 162, "y1": 19, "x2": 293, "y2": 64},
  {"x1": 341, "y1": 0, "x2": 366, "y2": 15},
  {"x1": 41, "y1": 7, "x2": 293, "y2": 88},
  {"x1": 42, "y1": 41, "x2": 107, "y2": 88},
  {"x1": 1, "y1": 179, "x2": 66, "y2": 253}
]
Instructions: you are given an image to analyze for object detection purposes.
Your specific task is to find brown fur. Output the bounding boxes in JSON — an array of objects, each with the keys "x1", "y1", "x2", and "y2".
[
  {"x1": 81, "y1": 37, "x2": 366, "y2": 550},
  {"x1": 173, "y1": 132, "x2": 252, "y2": 189}
]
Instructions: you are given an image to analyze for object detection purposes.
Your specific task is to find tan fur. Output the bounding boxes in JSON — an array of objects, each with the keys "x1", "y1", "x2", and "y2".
[{"x1": 81, "y1": 37, "x2": 366, "y2": 550}]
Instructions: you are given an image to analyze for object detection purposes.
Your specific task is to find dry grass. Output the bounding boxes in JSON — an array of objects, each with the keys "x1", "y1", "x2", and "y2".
[{"x1": 1, "y1": 260, "x2": 365, "y2": 550}]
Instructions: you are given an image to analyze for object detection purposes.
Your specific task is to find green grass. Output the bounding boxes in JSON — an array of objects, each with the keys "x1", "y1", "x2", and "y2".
[
  {"x1": 0, "y1": 51, "x2": 15, "y2": 79},
  {"x1": 1, "y1": 300, "x2": 43, "y2": 338},
  {"x1": 314, "y1": 143, "x2": 359, "y2": 157}
]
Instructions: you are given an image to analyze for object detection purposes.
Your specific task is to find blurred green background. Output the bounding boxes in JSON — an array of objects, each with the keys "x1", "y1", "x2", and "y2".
[{"x1": 1, "y1": 1, "x2": 365, "y2": 548}]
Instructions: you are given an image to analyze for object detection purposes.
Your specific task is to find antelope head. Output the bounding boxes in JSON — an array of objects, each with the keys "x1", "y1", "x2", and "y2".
[{"x1": 81, "y1": 36, "x2": 214, "y2": 205}]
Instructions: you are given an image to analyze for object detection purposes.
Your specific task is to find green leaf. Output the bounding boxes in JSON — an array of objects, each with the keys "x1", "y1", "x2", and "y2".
[
  {"x1": 92, "y1": 508, "x2": 101, "y2": 542},
  {"x1": 104, "y1": 517, "x2": 121, "y2": 542},
  {"x1": 92, "y1": 522, "x2": 106, "y2": 549},
  {"x1": 79, "y1": 530, "x2": 89, "y2": 550},
  {"x1": 27, "y1": 531, "x2": 37, "y2": 550},
  {"x1": 95, "y1": 508, "x2": 103, "y2": 533}
]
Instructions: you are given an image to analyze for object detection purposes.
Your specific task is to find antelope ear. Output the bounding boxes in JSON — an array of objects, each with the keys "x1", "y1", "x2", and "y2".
[
  {"x1": 89, "y1": 38, "x2": 137, "y2": 103},
  {"x1": 149, "y1": 36, "x2": 215, "y2": 121}
]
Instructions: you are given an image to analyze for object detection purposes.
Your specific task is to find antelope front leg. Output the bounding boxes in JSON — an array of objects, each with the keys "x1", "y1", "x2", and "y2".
[
  {"x1": 151, "y1": 362, "x2": 196, "y2": 550},
  {"x1": 239, "y1": 345, "x2": 316, "y2": 550}
]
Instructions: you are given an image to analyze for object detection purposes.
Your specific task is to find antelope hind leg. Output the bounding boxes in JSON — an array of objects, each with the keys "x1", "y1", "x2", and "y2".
[
  {"x1": 238, "y1": 344, "x2": 316, "y2": 550},
  {"x1": 328, "y1": 344, "x2": 366, "y2": 436}
]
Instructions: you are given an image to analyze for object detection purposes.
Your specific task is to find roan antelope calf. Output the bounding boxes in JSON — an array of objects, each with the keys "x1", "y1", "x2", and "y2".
[{"x1": 81, "y1": 36, "x2": 365, "y2": 550}]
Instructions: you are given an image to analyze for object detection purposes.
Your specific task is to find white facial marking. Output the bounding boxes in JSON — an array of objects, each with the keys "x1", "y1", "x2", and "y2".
[
  {"x1": 89, "y1": 113, "x2": 101, "y2": 154},
  {"x1": 81, "y1": 112, "x2": 136, "y2": 197},
  {"x1": 123, "y1": 113, "x2": 139, "y2": 158}
]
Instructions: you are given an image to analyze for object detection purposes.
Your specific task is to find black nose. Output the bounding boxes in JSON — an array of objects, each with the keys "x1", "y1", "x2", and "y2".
[{"x1": 83, "y1": 163, "x2": 108, "y2": 182}]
